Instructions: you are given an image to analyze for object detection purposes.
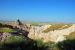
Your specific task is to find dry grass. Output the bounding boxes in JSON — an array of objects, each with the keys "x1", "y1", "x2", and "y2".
[
  {"x1": 0, "y1": 28, "x2": 15, "y2": 32},
  {"x1": 66, "y1": 31, "x2": 75, "y2": 40},
  {"x1": 43, "y1": 24, "x2": 72, "y2": 33}
]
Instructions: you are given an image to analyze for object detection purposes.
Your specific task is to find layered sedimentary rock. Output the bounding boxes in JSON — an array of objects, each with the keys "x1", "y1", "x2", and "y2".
[{"x1": 28, "y1": 24, "x2": 75, "y2": 43}]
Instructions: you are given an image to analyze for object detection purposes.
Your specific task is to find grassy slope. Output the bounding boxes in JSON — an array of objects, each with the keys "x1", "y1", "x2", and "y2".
[
  {"x1": 66, "y1": 31, "x2": 75, "y2": 40},
  {"x1": 0, "y1": 28, "x2": 15, "y2": 32},
  {"x1": 43, "y1": 24, "x2": 72, "y2": 33},
  {"x1": 0, "y1": 22, "x2": 15, "y2": 32}
]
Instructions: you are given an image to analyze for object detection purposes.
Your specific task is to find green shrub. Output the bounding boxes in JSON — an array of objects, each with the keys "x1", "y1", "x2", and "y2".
[
  {"x1": 57, "y1": 39, "x2": 75, "y2": 50},
  {"x1": 35, "y1": 39, "x2": 60, "y2": 50},
  {"x1": 0, "y1": 34, "x2": 37, "y2": 50},
  {"x1": 4, "y1": 35, "x2": 25, "y2": 44},
  {"x1": 36, "y1": 39, "x2": 45, "y2": 47}
]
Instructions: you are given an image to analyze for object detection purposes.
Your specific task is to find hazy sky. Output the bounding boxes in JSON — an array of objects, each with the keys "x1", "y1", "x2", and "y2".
[{"x1": 0, "y1": 0, "x2": 75, "y2": 23}]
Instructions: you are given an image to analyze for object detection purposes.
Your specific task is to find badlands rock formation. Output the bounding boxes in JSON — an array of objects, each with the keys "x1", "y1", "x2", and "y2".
[
  {"x1": 8, "y1": 19, "x2": 31, "y2": 37},
  {"x1": 8, "y1": 20, "x2": 75, "y2": 43},
  {"x1": 28, "y1": 24, "x2": 75, "y2": 43}
]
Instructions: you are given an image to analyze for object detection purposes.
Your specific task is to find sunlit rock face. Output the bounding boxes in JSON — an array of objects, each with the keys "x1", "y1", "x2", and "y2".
[
  {"x1": 13, "y1": 19, "x2": 31, "y2": 31},
  {"x1": 10, "y1": 19, "x2": 31, "y2": 37},
  {"x1": 24, "y1": 24, "x2": 31, "y2": 32},
  {"x1": 28, "y1": 24, "x2": 75, "y2": 43},
  {"x1": 7, "y1": 19, "x2": 75, "y2": 43},
  {"x1": 28, "y1": 25, "x2": 52, "y2": 39}
]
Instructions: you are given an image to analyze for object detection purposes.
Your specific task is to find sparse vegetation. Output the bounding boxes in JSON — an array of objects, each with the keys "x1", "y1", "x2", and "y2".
[
  {"x1": 35, "y1": 39, "x2": 60, "y2": 50},
  {"x1": 0, "y1": 23, "x2": 13, "y2": 28},
  {"x1": 43, "y1": 24, "x2": 72, "y2": 33},
  {"x1": 57, "y1": 31, "x2": 75, "y2": 50},
  {"x1": 57, "y1": 39, "x2": 75, "y2": 50},
  {"x1": 0, "y1": 28, "x2": 15, "y2": 32},
  {"x1": 66, "y1": 31, "x2": 75, "y2": 40},
  {"x1": 0, "y1": 23, "x2": 15, "y2": 32},
  {"x1": 31, "y1": 23, "x2": 42, "y2": 26},
  {"x1": 0, "y1": 22, "x2": 75, "y2": 50},
  {"x1": 0, "y1": 33, "x2": 37, "y2": 50},
  {"x1": 61, "y1": 24, "x2": 72, "y2": 29},
  {"x1": 2, "y1": 35, "x2": 25, "y2": 44}
]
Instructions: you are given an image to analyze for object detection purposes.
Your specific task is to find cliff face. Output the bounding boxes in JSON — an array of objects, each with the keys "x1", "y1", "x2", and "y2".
[{"x1": 28, "y1": 24, "x2": 75, "y2": 43}]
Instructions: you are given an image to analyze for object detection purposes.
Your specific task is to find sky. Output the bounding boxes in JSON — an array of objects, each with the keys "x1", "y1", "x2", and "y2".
[{"x1": 0, "y1": 0, "x2": 75, "y2": 23}]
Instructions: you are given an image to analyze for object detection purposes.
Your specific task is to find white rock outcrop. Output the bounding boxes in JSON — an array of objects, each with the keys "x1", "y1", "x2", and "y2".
[{"x1": 28, "y1": 24, "x2": 75, "y2": 43}]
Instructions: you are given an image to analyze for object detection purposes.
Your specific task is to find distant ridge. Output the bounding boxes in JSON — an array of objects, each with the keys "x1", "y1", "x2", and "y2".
[
  {"x1": 0, "y1": 20, "x2": 14, "y2": 24},
  {"x1": 0, "y1": 19, "x2": 74, "y2": 24}
]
